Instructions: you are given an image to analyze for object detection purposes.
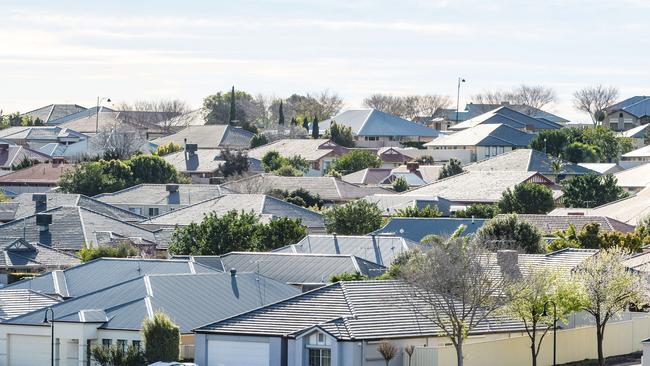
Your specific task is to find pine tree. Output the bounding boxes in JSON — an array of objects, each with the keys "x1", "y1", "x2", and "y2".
[
  {"x1": 278, "y1": 100, "x2": 285, "y2": 125},
  {"x1": 228, "y1": 85, "x2": 236, "y2": 124},
  {"x1": 311, "y1": 116, "x2": 319, "y2": 138}
]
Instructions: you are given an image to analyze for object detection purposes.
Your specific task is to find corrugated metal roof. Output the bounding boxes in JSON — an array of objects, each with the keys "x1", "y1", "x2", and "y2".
[
  {"x1": 450, "y1": 106, "x2": 562, "y2": 131},
  {"x1": 320, "y1": 109, "x2": 439, "y2": 137},
  {"x1": 608, "y1": 96, "x2": 650, "y2": 118},
  {"x1": 464, "y1": 149, "x2": 595, "y2": 175},
  {"x1": 0, "y1": 289, "x2": 60, "y2": 321},
  {"x1": 371, "y1": 217, "x2": 487, "y2": 242},
  {"x1": 426, "y1": 124, "x2": 534, "y2": 147}
]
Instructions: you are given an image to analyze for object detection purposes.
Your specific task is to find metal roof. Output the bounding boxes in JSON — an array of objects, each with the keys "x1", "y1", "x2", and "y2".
[
  {"x1": 426, "y1": 124, "x2": 534, "y2": 147},
  {"x1": 449, "y1": 106, "x2": 562, "y2": 131},
  {"x1": 614, "y1": 163, "x2": 650, "y2": 188},
  {"x1": 371, "y1": 217, "x2": 487, "y2": 242},
  {"x1": 608, "y1": 96, "x2": 650, "y2": 118},
  {"x1": 95, "y1": 183, "x2": 231, "y2": 206},
  {"x1": 464, "y1": 149, "x2": 595, "y2": 175},
  {"x1": 320, "y1": 109, "x2": 439, "y2": 137},
  {"x1": 0, "y1": 289, "x2": 60, "y2": 321}
]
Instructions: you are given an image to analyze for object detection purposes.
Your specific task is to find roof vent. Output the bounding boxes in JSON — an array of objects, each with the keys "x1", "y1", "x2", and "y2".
[
  {"x1": 32, "y1": 193, "x2": 47, "y2": 203},
  {"x1": 230, "y1": 268, "x2": 237, "y2": 277},
  {"x1": 185, "y1": 143, "x2": 198, "y2": 155},
  {"x1": 36, "y1": 213, "x2": 52, "y2": 231},
  {"x1": 166, "y1": 184, "x2": 179, "y2": 193}
]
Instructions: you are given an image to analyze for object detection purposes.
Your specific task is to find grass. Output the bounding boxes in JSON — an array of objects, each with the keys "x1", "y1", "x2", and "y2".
[{"x1": 558, "y1": 351, "x2": 641, "y2": 366}]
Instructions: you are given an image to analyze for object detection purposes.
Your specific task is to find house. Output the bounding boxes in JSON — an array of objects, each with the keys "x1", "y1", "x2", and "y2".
[
  {"x1": 21, "y1": 104, "x2": 88, "y2": 124},
  {"x1": 371, "y1": 217, "x2": 488, "y2": 242},
  {"x1": 621, "y1": 124, "x2": 649, "y2": 147},
  {"x1": 510, "y1": 214, "x2": 636, "y2": 235},
  {"x1": 341, "y1": 168, "x2": 427, "y2": 187},
  {"x1": 56, "y1": 110, "x2": 172, "y2": 139},
  {"x1": 364, "y1": 195, "x2": 453, "y2": 216},
  {"x1": 372, "y1": 146, "x2": 415, "y2": 168},
  {"x1": 606, "y1": 96, "x2": 650, "y2": 131},
  {"x1": 401, "y1": 170, "x2": 561, "y2": 209},
  {"x1": 0, "y1": 289, "x2": 60, "y2": 321},
  {"x1": 139, "y1": 194, "x2": 325, "y2": 233},
  {"x1": 424, "y1": 124, "x2": 535, "y2": 163},
  {"x1": 319, "y1": 109, "x2": 439, "y2": 148},
  {"x1": 151, "y1": 125, "x2": 254, "y2": 149},
  {"x1": 463, "y1": 148, "x2": 596, "y2": 181},
  {"x1": 577, "y1": 163, "x2": 623, "y2": 175},
  {"x1": 613, "y1": 163, "x2": 650, "y2": 193},
  {"x1": 222, "y1": 174, "x2": 392, "y2": 203},
  {"x1": 392, "y1": 164, "x2": 443, "y2": 183},
  {"x1": 0, "y1": 271, "x2": 300, "y2": 366},
  {"x1": 436, "y1": 102, "x2": 569, "y2": 130},
  {"x1": 449, "y1": 106, "x2": 563, "y2": 132},
  {"x1": 246, "y1": 139, "x2": 348, "y2": 176},
  {"x1": 94, "y1": 183, "x2": 230, "y2": 217},
  {"x1": 273, "y1": 234, "x2": 419, "y2": 266},
  {"x1": 0, "y1": 126, "x2": 88, "y2": 150},
  {"x1": 0, "y1": 162, "x2": 73, "y2": 196},
  {"x1": 161, "y1": 147, "x2": 261, "y2": 184},
  {"x1": 621, "y1": 145, "x2": 650, "y2": 165},
  {"x1": 182, "y1": 252, "x2": 385, "y2": 291},
  {"x1": 0, "y1": 238, "x2": 80, "y2": 284},
  {"x1": 0, "y1": 192, "x2": 146, "y2": 223},
  {"x1": 0, "y1": 142, "x2": 53, "y2": 173}
]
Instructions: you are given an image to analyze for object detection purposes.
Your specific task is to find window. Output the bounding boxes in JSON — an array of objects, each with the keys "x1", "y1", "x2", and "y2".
[
  {"x1": 128, "y1": 207, "x2": 142, "y2": 215},
  {"x1": 132, "y1": 340, "x2": 141, "y2": 350},
  {"x1": 318, "y1": 333, "x2": 325, "y2": 344},
  {"x1": 308, "y1": 348, "x2": 331, "y2": 366},
  {"x1": 148, "y1": 207, "x2": 159, "y2": 217},
  {"x1": 117, "y1": 340, "x2": 127, "y2": 352},
  {"x1": 102, "y1": 339, "x2": 112, "y2": 347}
]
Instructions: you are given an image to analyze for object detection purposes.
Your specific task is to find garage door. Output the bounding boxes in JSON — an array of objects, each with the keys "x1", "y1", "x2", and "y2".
[
  {"x1": 9, "y1": 334, "x2": 51, "y2": 366},
  {"x1": 207, "y1": 340, "x2": 269, "y2": 366}
]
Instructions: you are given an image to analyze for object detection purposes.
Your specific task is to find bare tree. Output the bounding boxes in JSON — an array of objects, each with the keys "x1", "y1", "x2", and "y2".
[
  {"x1": 92, "y1": 122, "x2": 148, "y2": 159},
  {"x1": 397, "y1": 238, "x2": 516, "y2": 366},
  {"x1": 362, "y1": 94, "x2": 452, "y2": 119},
  {"x1": 572, "y1": 85, "x2": 619, "y2": 125},
  {"x1": 312, "y1": 90, "x2": 344, "y2": 119},
  {"x1": 363, "y1": 94, "x2": 405, "y2": 116},
  {"x1": 471, "y1": 85, "x2": 556, "y2": 115},
  {"x1": 116, "y1": 99, "x2": 191, "y2": 133},
  {"x1": 377, "y1": 340, "x2": 398, "y2": 366}
]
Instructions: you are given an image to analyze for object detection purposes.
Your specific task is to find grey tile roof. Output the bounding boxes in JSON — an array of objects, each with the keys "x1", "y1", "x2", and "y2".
[
  {"x1": 151, "y1": 125, "x2": 254, "y2": 149},
  {"x1": 6, "y1": 258, "x2": 217, "y2": 298},
  {"x1": 0, "y1": 145, "x2": 52, "y2": 169},
  {"x1": 510, "y1": 214, "x2": 636, "y2": 234},
  {"x1": 95, "y1": 183, "x2": 231, "y2": 206},
  {"x1": 0, "y1": 126, "x2": 87, "y2": 143},
  {"x1": 0, "y1": 193, "x2": 146, "y2": 223},
  {"x1": 4, "y1": 272, "x2": 299, "y2": 333},
  {"x1": 0, "y1": 289, "x2": 60, "y2": 321},
  {"x1": 320, "y1": 109, "x2": 439, "y2": 137},
  {"x1": 143, "y1": 194, "x2": 324, "y2": 229},
  {"x1": 464, "y1": 149, "x2": 595, "y2": 176},
  {"x1": 246, "y1": 139, "x2": 346, "y2": 161},
  {"x1": 364, "y1": 194, "x2": 452, "y2": 216},
  {"x1": 371, "y1": 217, "x2": 487, "y2": 242},
  {"x1": 22, "y1": 104, "x2": 87, "y2": 124},
  {"x1": 425, "y1": 124, "x2": 534, "y2": 147},
  {"x1": 196, "y1": 280, "x2": 524, "y2": 339},
  {"x1": 341, "y1": 168, "x2": 392, "y2": 185},
  {"x1": 222, "y1": 174, "x2": 392, "y2": 202},
  {"x1": 608, "y1": 96, "x2": 650, "y2": 118},
  {"x1": 191, "y1": 252, "x2": 385, "y2": 285},
  {"x1": 0, "y1": 238, "x2": 80, "y2": 271},
  {"x1": 162, "y1": 149, "x2": 225, "y2": 174},
  {"x1": 273, "y1": 235, "x2": 419, "y2": 266},
  {"x1": 450, "y1": 106, "x2": 562, "y2": 131}
]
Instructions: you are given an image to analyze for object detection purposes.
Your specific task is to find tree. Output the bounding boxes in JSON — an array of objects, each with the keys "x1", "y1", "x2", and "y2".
[
  {"x1": 78, "y1": 241, "x2": 138, "y2": 262},
  {"x1": 142, "y1": 312, "x2": 180, "y2": 363},
  {"x1": 416, "y1": 155, "x2": 435, "y2": 165},
  {"x1": 561, "y1": 173, "x2": 627, "y2": 208},
  {"x1": 501, "y1": 267, "x2": 585, "y2": 366},
  {"x1": 324, "y1": 121, "x2": 355, "y2": 147},
  {"x1": 156, "y1": 142, "x2": 183, "y2": 156},
  {"x1": 377, "y1": 340, "x2": 398, "y2": 366},
  {"x1": 581, "y1": 126, "x2": 623, "y2": 162},
  {"x1": 218, "y1": 149, "x2": 250, "y2": 177},
  {"x1": 330, "y1": 271, "x2": 369, "y2": 282},
  {"x1": 129, "y1": 155, "x2": 179, "y2": 184},
  {"x1": 116, "y1": 98, "x2": 190, "y2": 133},
  {"x1": 362, "y1": 94, "x2": 452, "y2": 120},
  {"x1": 93, "y1": 123, "x2": 149, "y2": 159},
  {"x1": 257, "y1": 217, "x2": 307, "y2": 250},
  {"x1": 302, "y1": 116, "x2": 310, "y2": 130},
  {"x1": 11, "y1": 156, "x2": 40, "y2": 171},
  {"x1": 529, "y1": 130, "x2": 570, "y2": 157},
  {"x1": 451, "y1": 204, "x2": 499, "y2": 219},
  {"x1": 574, "y1": 248, "x2": 646, "y2": 366},
  {"x1": 229, "y1": 85, "x2": 237, "y2": 123},
  {"x1": 392, "y1": 176, "x2": 409, "y2": 192},
  {"x1": 573, "y1": 85, "x2": 619, "y2": 125},
  {"x1": 476, "y1": 214, "x2": 544, "y2": 254},
  {"x1": 91, "y1": 344, "x2": 145, "y2": 366},
  {"x1": 438, "y1": 158, "x2": 463, "y2": 179},
  {"x1": 498, "y1": 183, "x2": 555, "y2": 214},
  {"x1": 398, "y1": 237, "x2": 515, "y2": 366},
  {"x1": 393, "y1": 205, "x2": 442, "y2": 218},
  {"x1": 268, "y1": 188, "x2": 323, "y2": 208},
  {"x1": 471, "y1": 85, "x2": 557, "y2": 113},
  {"x1": 311, "y1": 116, "x2": 319, "y2": 138},
  {"x1": 261, "y1": 151, "x2": 308, "y2": 175},
  {"x1": 278, "y1": 100, "x2": 285, "y2": 125},
  {"x1": 249, "y1": 134, "x2": 268, "y2": 148},
  {"x1": 203, "y1": 89, "x2": 259, "y2": 133},
  {"x1": 563, "y1": 142, "x2": 599, "y2": 163},
  {"x1": 549, "y1": 222, "x2": 647, "y2": 253},
  {"x1": 328, "y1": 150, "x2": 381, "y2": 175},
  {"x1": 323, "y1": 200, "x2": 382, "y2": 235}
]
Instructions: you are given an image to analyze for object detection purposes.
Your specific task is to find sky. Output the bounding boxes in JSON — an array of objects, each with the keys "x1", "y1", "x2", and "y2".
[{"x1": 1, "y1": 0, "x2": 649, "y2": 122}]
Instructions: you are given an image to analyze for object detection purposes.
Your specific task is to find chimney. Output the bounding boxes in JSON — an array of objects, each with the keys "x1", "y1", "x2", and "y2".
[
  {"x1": 496, "y1": 250, "x2": 520, "y2": 278},
  {"x1": 32, "y1": 194, "x2": 47, "y2": 213},
  {"x1": 230, "y1": 268, "x2": 237, "y2": 277},
  {"x1": 36, "y1": 213, "x2": 52, "y2": 232},
  {"x1": 406, "y1": 161, "x2": 420, "y2": 172},
  {"x1": 52, "y1": 157, "x2": 65, "y2": 165},
  {"x1": 501, "y1": 101, "x2": 510, "y2": 106},
  {"x1": 166, "y1": 184, "x2": 179, "y2": 193},
  {"x1": 185, "y1": 143, "x2": 198, "y2": 156},
  {"x1": 0, "y1": 143, "x2": 9, "y2": 151}
]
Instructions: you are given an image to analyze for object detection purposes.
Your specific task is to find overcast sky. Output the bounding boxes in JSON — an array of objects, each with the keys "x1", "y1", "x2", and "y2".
[{"x1": 1, "y1": 0, "x2": 648, "y2": 122}]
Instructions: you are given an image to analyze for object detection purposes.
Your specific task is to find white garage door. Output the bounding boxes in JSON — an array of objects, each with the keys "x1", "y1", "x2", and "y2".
[
  {"x1": 207, "y1": 340, "x2": 270, "y2": 366},
  {"x1": 9, "y1": 334, "x2": 51, "y2": 366}
]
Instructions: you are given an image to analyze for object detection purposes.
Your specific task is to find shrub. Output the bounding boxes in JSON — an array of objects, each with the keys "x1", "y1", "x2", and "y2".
[{"x1": 142, "y1": 312, "x2": 180, "y2": 363}]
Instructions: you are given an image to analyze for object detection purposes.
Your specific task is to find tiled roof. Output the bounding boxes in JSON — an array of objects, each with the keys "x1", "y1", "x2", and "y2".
[
  {"x1": 341, "y1": 168, "x2": 392, "y2": 185},
  {"x1": 622, "y1": 145, "x2": 650, "y2": 159},
  {"x1": 464, "y1": 149, "x2": 595, "y2": 175},
  {"x1": 511, "y1": 214, "x2": 636, "y2": 234},
  {"x1": 95, "y1": 183, "x2": 230, "y2": 206},
  {"x1": 450, "y1": 106, "x2": 562, "y2": 131},
  {"x1": 0, "y1": 238, "x2": 80, "y2": 271},
  {"x1": 371, "y1": 217, "x2": 487, "y2": 242},
  {"x1": 425, "y1": 124, "x2": 534, "y2": 147},
  {"x1": 0, "y1": 163, "x2": 73, "y2": 185},
  {"x1": 246, "y1": 139, "x2": 345, "y2": 162},
  {"x1": 442, "y1": 104, "x2": 570, "y2": 124},
  {"x1": 22, "y1": 104, "x2": 87, "y2": 124},
  {"x1": 608, "y1": 96, "x2": 650, "y2": 118},
  {"x1": 577, "y1": 163, "x2": 623, "y2": 175},
  {"x1": 151, "y1": 125, "x2": 253, "y2": 149},
  {"x1": 222, "y1": 174, "x2": 392, "y2": 202},
  {"x1": 273, "y1": 234, "x2": 419, "y2": 266},
  {"x1": 0, "y1": 289, "x2": 60, "y2": 321},
  {"x1": 142, "y1": 194, "x2": 324, "y2": 229},
  {"x1": 614, "y1": 163, "x2": 650, "y2": 188},
  {"x1": 162, "y1": 149, "x2": 225, "y2": 173},
  {"x1": 320, "y1": 109, "x2": 439, "y2": 137},
  {"x1": 392, "y1": 165, "x2": 443, "y2": 184},
  {"x1": 364, "y1": 194, "x2": 452, "y2": 215},
  {"x1": 0, "y1": 145, "x2": 52, "y2": 169}
]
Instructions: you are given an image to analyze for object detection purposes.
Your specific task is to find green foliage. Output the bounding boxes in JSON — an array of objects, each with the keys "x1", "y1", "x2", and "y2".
[
  {"x1": 142, "y1": 312, "x2": 180, "y2": 363},
  {"x1": 548, "y1": 222, "x2": 647, "y2": 253},
  {"x1": 415, "y1": 155, "x2": 435, "y2": 165},
  {"x1": 529, "y1": 129, "x2": 569, "y2": 157},
  {"x1": 323, "y1": 200, "x2": 383, "y2": 235},
  {"x1": 302, "y1": 117, "x2": 310, "y2": 130},
  {"x1": 59, "y1": 155, "x2": 183, "y2": 196},
  {"x1": 529, "y1": 127, "x2": 631, "y2": 163},
  {"x1": 261, "y1": 151, "x2": 309, "y2": 176},
  {"x1": 400, "y1": 141, "x2": 426, "y2": 149},
  {"x1": 564, "y1": 141, "x2": 599, "y2": 163},
  {"x1": 168, "y1": 210, "x2": 306, "y2": 255},
  {"x1": 329, "y1": 271, "x2": 369, "y2": 282},
  {"x1": 268, "y1": 188, "x2": 323, "y2": 208},
  {"x1": 203, "y1": 88, "x2": 258, "y2": 133},
  {"x1": 476, "y1": 214, "x2": 544, "y2": 254},
  {"x1": 229, "y1": 85, "x2": 237, "y2": 122},
  {"x1": 393, "y1": 204, "x2": 442, "y2": 218},
  {"x1": 438, "y1": 158, "x2": 463, "y2": 179},
  {"x1": 155, "y1": 142, "x2": 183, "y2": 156},
  {"x1": 561, "y1": 173, "x2": 627, "y2": 208},
  {"x1": 249, "y1": 134, "x2": 268, "y2": 148},
  {"x1": 324, "y1": 121, "x2": 355, "y2": 147},
  {"x1": 498, "y1": 183, "x2": 555, "y2": 214},
  {"x1": 11, "y1": 156, "x2": 40, "y2": 171},
  {"x1": 451, "y1": 204, "x2": 499, "y2": 219},
  {"x1": 392, "y1": 176, "x2": 409, "y2": 192},
  {"x1": 327, "y1": 150, "x2": 381, "y2": 175},
  {"x1": 218, "y1": 148, "x2": 250, "y2": 177},
  {"x1": 91, "y1": 344, "x2": 146, "y2": 366},
  {"x1": 278, "y1": 100, "x2": 285, "y2": 125},
  {"x1": 311, "y1": 116, "x2": 319, "y2": 138},
  {"x1": 377, "y1": 251, "x2": 417, "y2": 279},
  {"x1": 78, "y1": 242, "x2": 138, "y2": 262}
]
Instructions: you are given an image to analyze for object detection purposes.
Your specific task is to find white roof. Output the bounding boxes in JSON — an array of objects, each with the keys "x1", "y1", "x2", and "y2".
[{"x1": 614, "y1": 163, "x2": 650, "y2": 188}]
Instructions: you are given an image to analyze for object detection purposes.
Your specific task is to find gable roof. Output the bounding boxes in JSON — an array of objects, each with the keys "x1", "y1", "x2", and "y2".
[
  {"x1": 449, "y1": 106, "x2": 562, "y2": 131},
  {"x1": 0, "y1": 237, "x2": 80, "y2": 271},
  {"x1": 364, "y1": 194, "x2": 452, "y2": 215},
  {"x1": 222, "y1": 174, "x2": 392, "y2": 202},
  {"x1": 0, "y1": 289, "x2": 61, "y2": 321},
  {"x1": 510, "y1": 214, "x2": 636, "y2": 234},
  {"x1": 0, "y1": 144, "x2": 52, "y2": 169},
  {"x1": 442, "y1": 103, "x2": 570, "y2": 124},
  {"x1": 4, "y1": 272, "x2": 299, "y2": 333},
  {"x1": 371, "y1": 217, "x2": 487, "y2": 242},
  {"x1": 464, "y1": 149, "x2": 595, "y2": 175},
  {"x1": 22, "y1": 104, "x2": 88, "y2": 124},
  {"x1": 246, "y1": 139, "x2": 345, "y2": 161},
  {"x1": 151, "y1": 125, "x2": 253, "y2": 149},
  {"x1": 320, "y1": 109, "x2": 439, "y2": 137},
  {"x1": 608, "y1": 96, "x2": 650, "y2": 118},
  {"x1": 622, "y1": 145, "x2": 650, "y2": 159},
  {"x1": 162, "y1": 149, "x2": 225, "y2": 174},
  {"x1": 6, "y1": 257, "x2": 217, "y2": 298},
  {"x1": 341, "y1": 168, "x2": 392, "y2": 185},
  {"x1": 577, "y1": 163, "x2": 623, "y2": 175},
  {"x1": 614, "y1": 163, "x2": 650, "y2": 188},
  {"x1": 94, "y1": 183, "x2": 231, "y2": 206},
  {"x1": 142, "y1": 194, "x2": 324, "y2": 229},
  {"x1": 622, "y1": 124, "x2": 650, "y2": 139},
  {"x1": 587, "y1": 186, "x2": 650, "y2": 225},
  {"x1": 273, "y1": 234, "x2": 418, "y2": 266},
  {"x1": 425, "y1": 124, "x2": 534, "y2": 147},
  {"x1": 0, "y1": 163, "x2": 73, "y2": 186}
]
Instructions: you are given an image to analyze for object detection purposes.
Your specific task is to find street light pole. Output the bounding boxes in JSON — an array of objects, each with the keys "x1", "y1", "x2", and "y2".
[
  {"x1": 456, "y1": 77, "x2": 466, "y2": 126},
  {"x1": 96, "y1": 96, "x2": 111, "y2": 133},
  {"x1": 43, "y1": 307, "x2": 54, "y2": 366},
  {"x1": 543, "y1": 300, "x2": 558, "y2": 366}
]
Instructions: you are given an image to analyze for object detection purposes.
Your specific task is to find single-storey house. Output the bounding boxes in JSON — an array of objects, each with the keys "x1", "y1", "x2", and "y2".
[
  {"x1": 151, "y1": 124, "x2": 254, "y2": 150},
  {"x1": 449, "y1": 106, "x2": 563, "y2": 132},
  {"x1": 371, "y1": 217, "x2": 487, "y2": 242},
  {"x1": 606, "y1": 96, "x2": 650, "y2": 131},
  {"x1": 0, "y1": 238, "x2": 80, "y2": 284},
  {"x1": 247, "y1": 139, "x2": 348, "y2": 176},
  {"x1": 621, "y1": 145, "x2": 650, "y2": 165},
  {"x1": 613, "y1": 163, "x2": 650, "y2": 193},
  {"x1": 0, "y1": 163, "x2": 74, "y2": 196}
]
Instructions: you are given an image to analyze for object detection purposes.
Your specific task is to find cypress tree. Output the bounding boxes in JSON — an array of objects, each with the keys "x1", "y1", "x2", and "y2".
[
  {"x1": 290, "y1": 117, "x2": 297, "y2": 126},
  {"x1": 229, "y1": 86, "x2": 236, "y2": 124},
  {"x1": 311, "y1": 116, "x2": 319, "y2": 138},
  {"x1": 302, "y1": 117, "x2": 310, "y2": 130},
  {"x1": 278, "y1": 100, "x2": 285, "y2": 125}
]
